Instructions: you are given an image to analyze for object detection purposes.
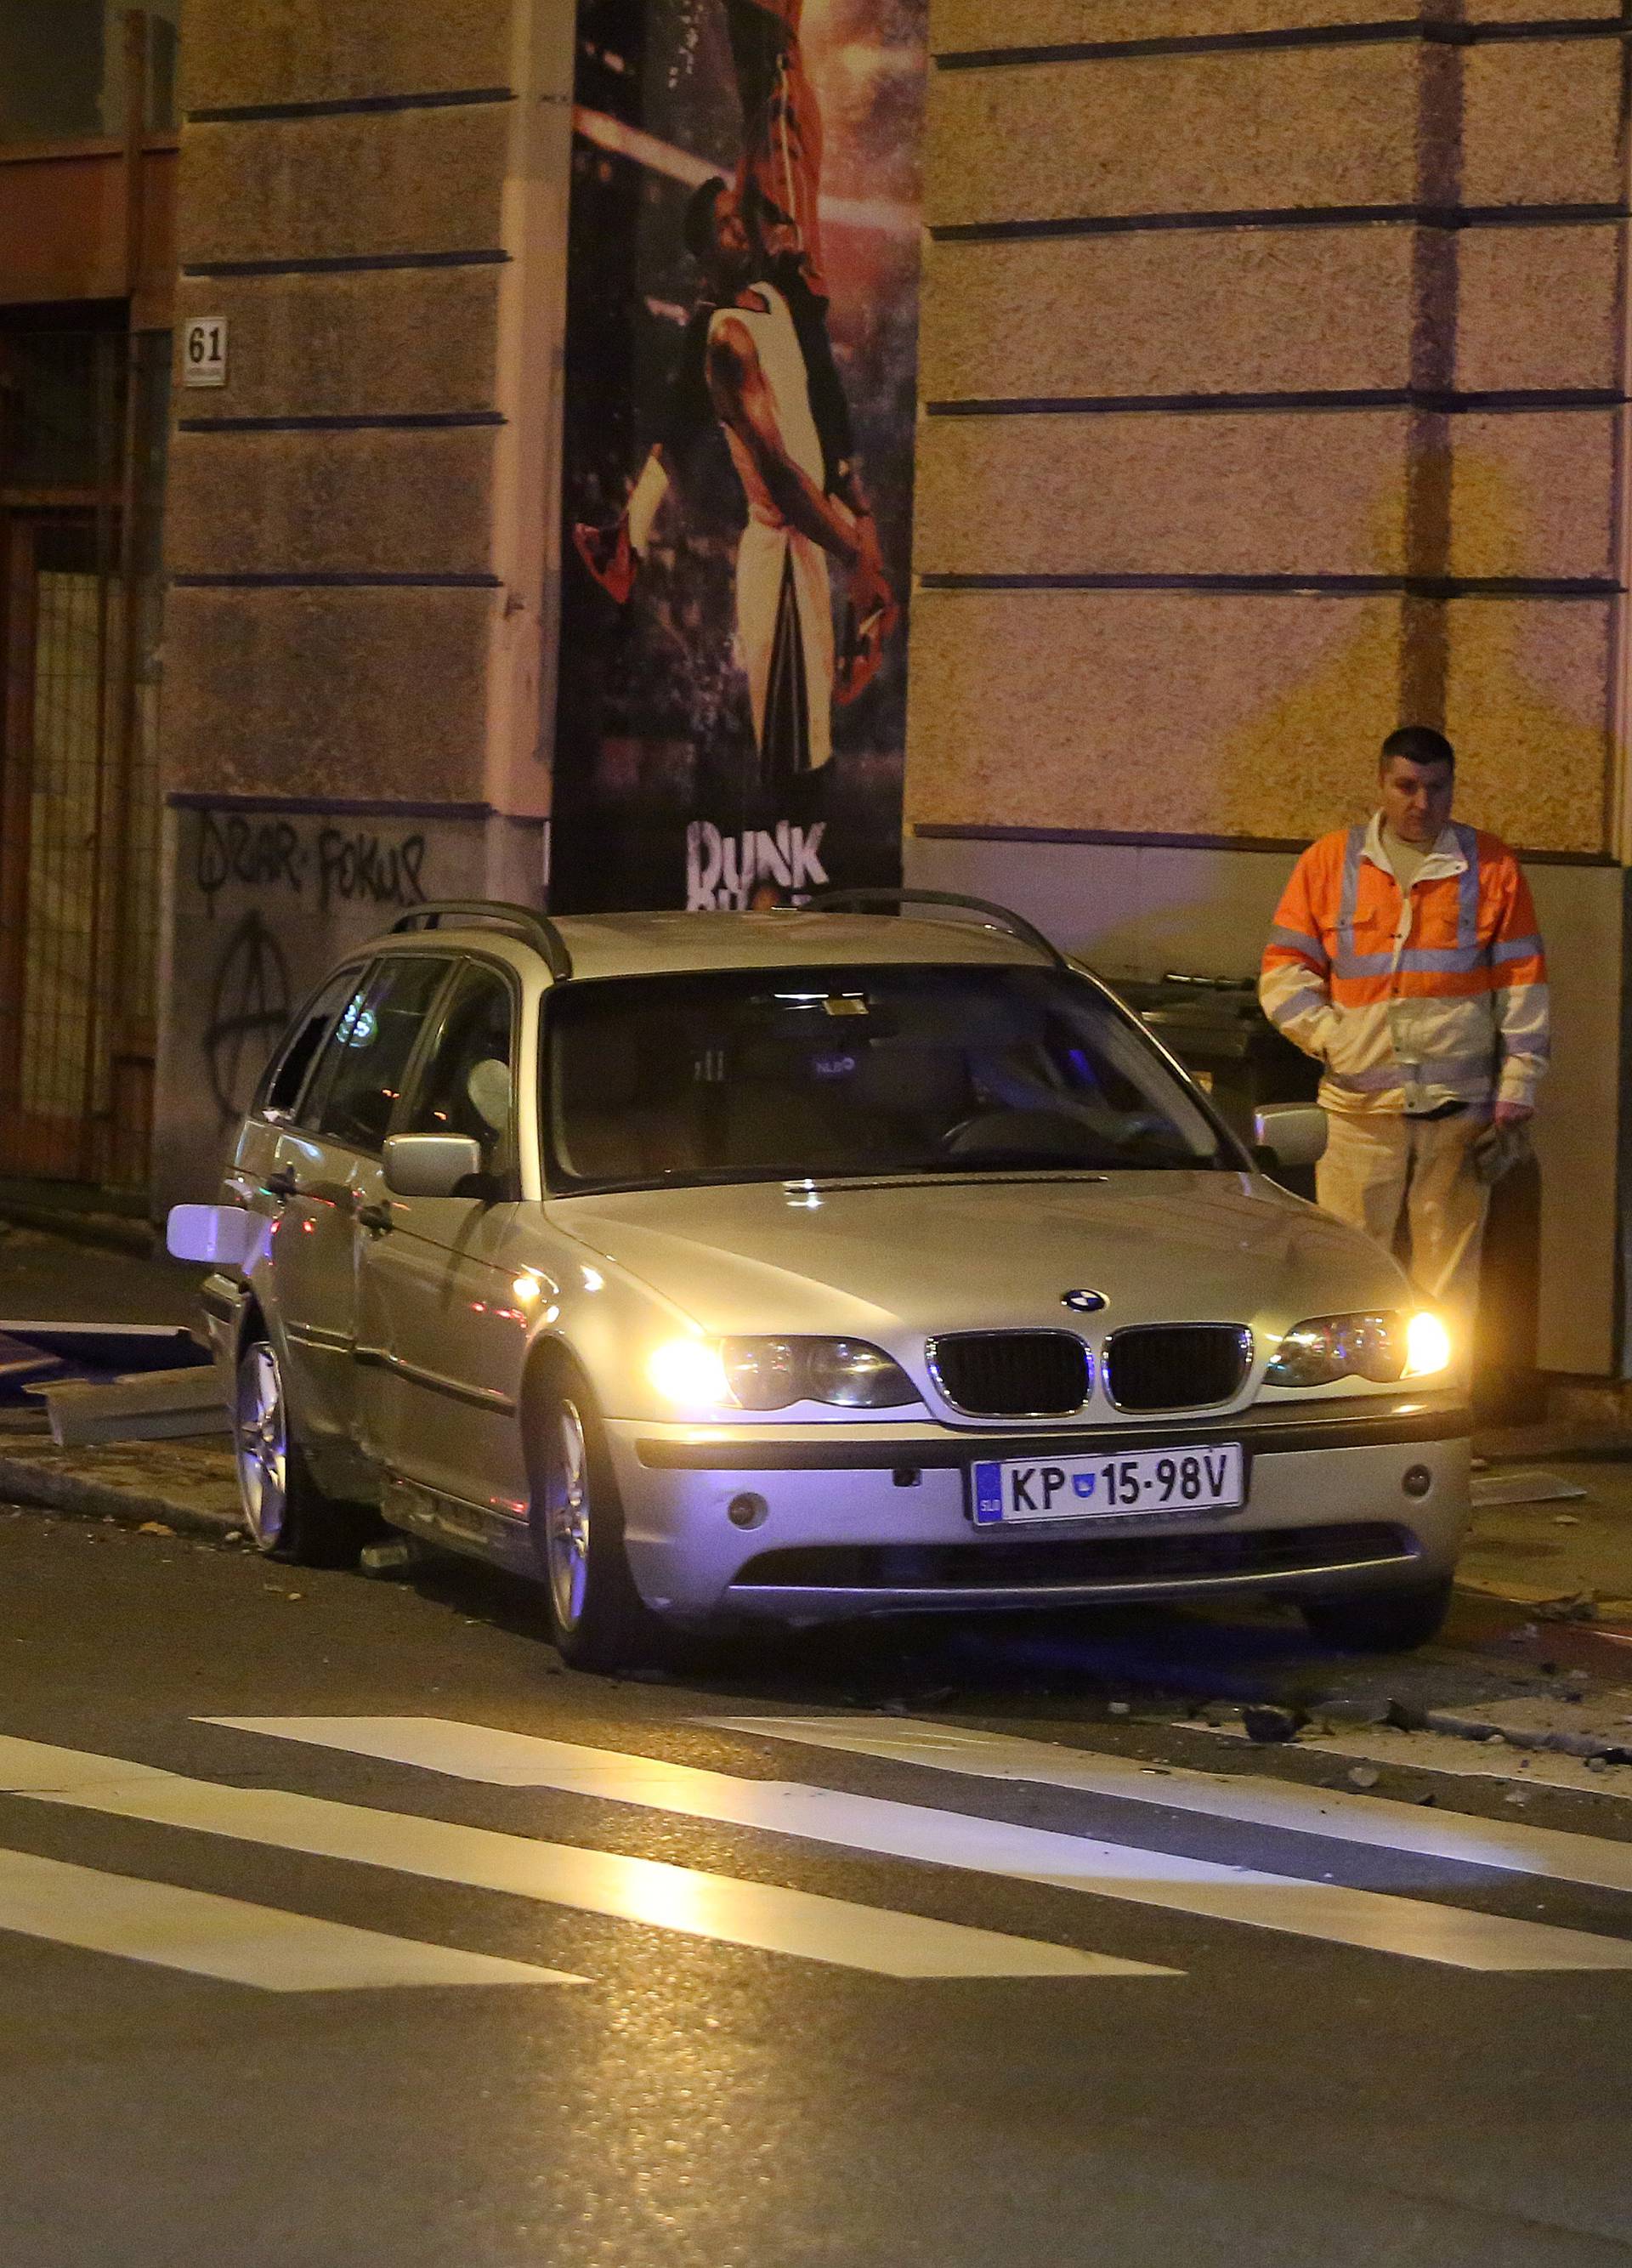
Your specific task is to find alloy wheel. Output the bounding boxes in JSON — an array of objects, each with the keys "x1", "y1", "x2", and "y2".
[
  {"x1": 544, "y1": 1399, "x2": 592, "y2": 1632},
  {"x1": 235, "y1": 1342, "x2": 288, "y2": 1551}
]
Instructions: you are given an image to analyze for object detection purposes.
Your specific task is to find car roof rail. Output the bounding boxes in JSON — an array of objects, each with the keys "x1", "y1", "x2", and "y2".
[
  {"x1": 388, "y1": 900, "x2": 574, "y2": 984},
  {"x1": 800, "y1": 887, "x2": 1068, "y2": 971}
]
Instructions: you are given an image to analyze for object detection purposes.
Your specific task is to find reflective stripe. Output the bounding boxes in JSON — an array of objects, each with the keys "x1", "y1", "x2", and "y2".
[
  {"x1": 1266, "y1": 923, "x2": 1329, "y2": 967},
  {"x1": 1333, "y1": 949, "x2": 1394, "y2": 979},
  {"x1": 1326, "y1": 1060, "x2": 1408, "y2": 1092},
  {"x1": 1398, "y1": 944, "x2": 1486, "y2": 976},
  {"x1": 1491, "y1": 933, "x2": 1544, "y2": 967},
  {"x1": 1454, "y1": 825, "x2": 1480, "y2": 950},
  {"x1": 1336, "y1": 825, "x2": 1365, "y2": 963}
]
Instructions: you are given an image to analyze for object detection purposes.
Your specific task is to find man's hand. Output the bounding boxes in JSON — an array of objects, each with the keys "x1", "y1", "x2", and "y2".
[{"x1": 1493, "y1": 1100, "x2": 1534, "y2": 1130}]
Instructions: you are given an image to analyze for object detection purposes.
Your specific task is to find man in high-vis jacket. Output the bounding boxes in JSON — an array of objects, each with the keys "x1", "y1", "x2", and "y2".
[{"x1": 1259, "y1": 726, "x2": 1549, "y2": 1320}]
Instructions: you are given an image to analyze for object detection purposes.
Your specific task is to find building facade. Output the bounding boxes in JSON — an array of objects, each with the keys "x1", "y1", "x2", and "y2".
[{"x1": 2, "y1": 1, "x2": 1627, "y2": 1396}]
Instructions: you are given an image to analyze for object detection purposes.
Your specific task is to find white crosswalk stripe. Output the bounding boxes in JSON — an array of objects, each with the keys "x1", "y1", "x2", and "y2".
[
  {"x1": 708, "y1": 1715, "x2": 1632, "y2": 1897},
  {"x1": 0, "y1": 1734, "x2": 1149, "y2": 1981},
  {"x1": 211, "y1": 1714, "x2": 1632, "y2": 1974},
  {"x1": 0, "y1": 1845, "x2": 582, "y2": 1992}
]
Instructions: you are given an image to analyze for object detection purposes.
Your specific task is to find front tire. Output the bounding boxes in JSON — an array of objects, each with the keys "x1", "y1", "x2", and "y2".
[
  {"x1": 531, "y1": 1369, "x2": 658, "y2": 1671},
  {"x1": 1300, "y1": 1574, "x2": 1454, "y2": 1653},
  {"x1": 233, "y1": 1336, "x2": 372, "y2": 1568}
]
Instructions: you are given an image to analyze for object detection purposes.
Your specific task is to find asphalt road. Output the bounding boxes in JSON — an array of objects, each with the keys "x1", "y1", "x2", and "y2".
[{"x1": 3, "y1": 1512, "x2": 1631, "y2": 2268}]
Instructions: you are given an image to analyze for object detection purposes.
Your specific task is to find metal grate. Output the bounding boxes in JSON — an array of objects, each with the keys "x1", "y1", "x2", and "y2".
[
  {"x1": 928, "y1": 1330, "x2": 1090, "y2": 1418},
  {"x1": 1104, "y1": 1325, "x2": 1253, "y2": 1413},
  {"x1": 734, "y1": 1523, "x2": 1414, "y2": 1591}
]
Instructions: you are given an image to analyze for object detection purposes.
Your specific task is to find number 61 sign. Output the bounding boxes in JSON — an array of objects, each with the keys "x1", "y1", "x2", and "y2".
[{"x1": 182, "y1": 316, "x2": 228, "y2": 388}]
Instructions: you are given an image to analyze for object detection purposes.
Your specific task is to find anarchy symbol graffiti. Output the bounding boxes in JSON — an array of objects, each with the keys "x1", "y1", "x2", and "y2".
[{"x1": 203, "y1": 910, "x2": 292, "y2": 1126}]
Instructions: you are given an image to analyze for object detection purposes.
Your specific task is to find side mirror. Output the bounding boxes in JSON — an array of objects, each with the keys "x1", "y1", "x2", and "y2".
[
  {"x1": 382, "y1": 1133, "x2": 484, "y2": 1199},
  {"x1": 1252, "y1": 1103, "x2": 1328, "y2": 1171},
  {"x1": 167, "y1": 1204, "x2": 256, "y2": 1267}
]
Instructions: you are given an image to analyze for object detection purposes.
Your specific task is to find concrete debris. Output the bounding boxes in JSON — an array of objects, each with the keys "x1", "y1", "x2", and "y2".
[
  {"x1": 1243, "y1": 1705, "x2": 1304, "y2": 1744},
  {"x1": 1469, "y1": 1468, "x2": 1588, "y2": 1509},
  {"x1": 358, "y1": 1539, "x2": 422, "y2": 1579},
  {"x1": 136, "y1": 1520, "x2": 175, "y2": 1538},
  {"x1": 1533, "y1": 1590, "x2": 1599, "y2": 1624},
  {"x1": 34, "y1": 1364, "x2": 227, "y2": 1449}
]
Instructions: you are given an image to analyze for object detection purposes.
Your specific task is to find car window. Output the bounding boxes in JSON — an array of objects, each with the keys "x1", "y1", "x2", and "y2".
[
  {"x1": 256, "y1": 965, "x2": 365, "y2": 1121},
  {"x1": 544, "y1": 963, "x2": 1236, "y2": 1192},
  {"x1": 397, "y1": 962, "x2": 518, "y2": 1187},
  {"x1": 301, "y1": 956, "x2": 450, "y2": 1154}
]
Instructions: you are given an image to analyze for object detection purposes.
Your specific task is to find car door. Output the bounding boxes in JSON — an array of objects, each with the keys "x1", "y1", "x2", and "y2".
[
  {"x1": 357, "y1": 956, "x2": 532, "y2": 1521},
  {"x1": 269, "y1": 953, "x2": 453, "y2": 1489}
]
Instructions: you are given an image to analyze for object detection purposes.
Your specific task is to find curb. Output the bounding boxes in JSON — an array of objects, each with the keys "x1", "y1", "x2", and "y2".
[
  {"x1": 0, "y1": 1453, "x2": 241, "y2": 1542},
  {"x1": 0, "y1": 1201, "x2": 157, "y2": 1260}
]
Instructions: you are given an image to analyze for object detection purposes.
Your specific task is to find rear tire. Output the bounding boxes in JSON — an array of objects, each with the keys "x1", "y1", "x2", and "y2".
[
  {"x1": 530, "y1": 1364, "x2": 660, "y2": 1671},
  {"x1": 1300, "y1": 1574, "x2": 1454, "y2": 1653},
  {"x1": 233, "y1": 1335, "x2": 374, "y2": 1568}
]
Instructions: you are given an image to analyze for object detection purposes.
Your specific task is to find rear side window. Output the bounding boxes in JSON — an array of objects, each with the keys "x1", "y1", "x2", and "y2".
[
  {"x1": 398, "y1": 962, "x2": 518, "y2": 1188},
  {"x1": 257, "y1": 966, "x2": 364, "y2": 1121},
  {"x1": 301, "y1": 956, "x2": 450, "y2": 1154}
]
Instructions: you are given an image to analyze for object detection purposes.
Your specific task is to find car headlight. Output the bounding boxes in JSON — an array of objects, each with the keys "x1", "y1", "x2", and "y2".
[
  {"x1": 647, "y1": 1337, "x2": 732, "y2": 1409},
  {"x1": 649, "y1": 1335, "x2": 917, "y2": 1411},
  {"x1": 1264, "y1": 1310, "x2": 1452, "y2": 1388},
  {"x1": 1403, "y1": 1310, "x2": 1454, "y2": 1378}
]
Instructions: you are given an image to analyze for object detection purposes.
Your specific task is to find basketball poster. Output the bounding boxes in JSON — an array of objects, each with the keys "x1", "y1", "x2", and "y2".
[{"x1": 550, "y1": 0, "x2": 928, "y2": 911}]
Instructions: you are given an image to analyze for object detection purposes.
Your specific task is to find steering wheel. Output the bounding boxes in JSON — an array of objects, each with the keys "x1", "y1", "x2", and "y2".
[{"x1": 940, "y1": 1106, "x2": 1109, "y2": 1160}]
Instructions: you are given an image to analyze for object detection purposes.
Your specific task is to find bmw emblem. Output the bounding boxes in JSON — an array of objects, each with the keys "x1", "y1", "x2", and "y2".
[{"x1": 1062, "y1": 1289, "x2": 1107, "y2": 1314}]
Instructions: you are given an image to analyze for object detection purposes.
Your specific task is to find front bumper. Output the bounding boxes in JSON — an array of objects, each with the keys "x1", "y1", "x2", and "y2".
[{"x1": 607, "y1": 1394, "x2": 1471, "y2": 1622}]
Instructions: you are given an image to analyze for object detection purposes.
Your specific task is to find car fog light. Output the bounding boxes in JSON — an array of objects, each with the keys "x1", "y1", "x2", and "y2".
[
  {"x1": 649, "y1": 1336, "x2": 731, "y2": 1409},
  {"x1": 728, "y1": 1492, "x2": 768, "y2": 1530},
  {"x1": 1404, "y1": 1312, "x2": 1453, "y2": 1377},
  {"x1": 1402, "y1": 1465, "x2": 1433, "y2": 1500}
]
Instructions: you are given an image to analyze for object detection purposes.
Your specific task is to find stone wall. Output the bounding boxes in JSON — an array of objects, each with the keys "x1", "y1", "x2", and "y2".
[
  {"x1": 906, "y1": 2, "x2": 1627, "y2": 855},
  {"x1": 153, "y1": 0, "x2": 572, "y2": 1205}
]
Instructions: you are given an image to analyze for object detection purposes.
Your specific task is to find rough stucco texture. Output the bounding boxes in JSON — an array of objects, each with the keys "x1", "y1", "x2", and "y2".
[
  {"x1": 928, "y1": 47, "x2": 1419, "y2": 228},
  {"x1": 172, "y1": 270, "x2": 502, "y2": 420},
  {"x1": 930, "y1": 0, "x2": 1618, "y2": 48},
  {"x1": 183, "y1": 0, "x2": 513, "y2": 110},
  {"x1": 1460, "y1": 41, "x2": 1624, "y2": 210},
  {"x1": 166, "y1": 429, "x2": 496, "y2": 579},
  {"x1": 917, "y1": 412, "x2": 1413, "y2": 578},
  {"x1": 907, "y1": 587, "x2": 1608, "y2": 853},
  {"x1": 1447, "y1": 414, "x2": 1615, "y2": 584},
  {"x1": 906, "y1": 590, "x2": 1410, "y2": 839},
  {"x1": 1456, "y1": 226, "x2": 1620, "y2": 396},
  {"x1": 163, "y1": 588, "x2": 492, "y2": 804},
  {"x1": 1444, "y1": 602, "x2": 1611, "y2": 855},
  {"x1": 180, "y1": 108, "x2": 510, "y2": 267},
  {"x1": 921, "y1": 227, "x2": 1415, "y2": 402}
]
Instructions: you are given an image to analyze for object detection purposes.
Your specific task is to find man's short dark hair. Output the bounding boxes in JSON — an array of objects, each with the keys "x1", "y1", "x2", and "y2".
[
  {"x1": 683, "y1": 176, "x2": 728, "y2": 266},
  {"x1": 1381, "y1": 725, "x2": 1455, "y2": 771}
]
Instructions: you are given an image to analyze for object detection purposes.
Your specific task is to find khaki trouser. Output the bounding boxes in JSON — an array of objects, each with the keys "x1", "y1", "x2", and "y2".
[{"x1": 1316, "y1": 1108, "x2": 1488, "y2": 1318}]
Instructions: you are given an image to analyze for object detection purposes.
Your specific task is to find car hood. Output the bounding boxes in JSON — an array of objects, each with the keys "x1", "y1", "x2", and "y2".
[{"x1": 546, "y1": 1171, "x2": 1409, "y2": 1341}]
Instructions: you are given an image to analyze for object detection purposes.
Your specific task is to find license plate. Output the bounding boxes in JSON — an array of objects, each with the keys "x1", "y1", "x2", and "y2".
[{"x1": 970, "y1": 1442, "x2": 1244, "y2": 1526}]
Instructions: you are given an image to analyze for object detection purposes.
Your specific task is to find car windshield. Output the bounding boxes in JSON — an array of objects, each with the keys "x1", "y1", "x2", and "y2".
[{"x1": 543, "y1": 962, "x2": 1236, "y2": 1192}]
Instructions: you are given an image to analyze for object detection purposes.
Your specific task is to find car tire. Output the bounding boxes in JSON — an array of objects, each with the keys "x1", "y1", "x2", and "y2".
[
  {"x1": 1300, "y1": 1573, "x2": 1454, "y2": 1654},
  {"x1": 530, "y1": 1364, "x2": 660, "y2": 1672},
  {"x1": 233, "y1": 1335, "x2": 374, "y2": 1568}
]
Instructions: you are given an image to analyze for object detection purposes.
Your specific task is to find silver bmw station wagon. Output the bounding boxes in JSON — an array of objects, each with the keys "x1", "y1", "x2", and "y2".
[{"x1": 169, "y1": 893, "x2": 1470, "y2": 1669}]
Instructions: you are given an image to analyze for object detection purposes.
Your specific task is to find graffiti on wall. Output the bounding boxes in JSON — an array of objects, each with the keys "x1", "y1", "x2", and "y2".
[
  {"x1": 180, "y1": 808, "x2": 438, "y2": 1131},
  {"x1": 552, "y1": 0, "x2": 929, "y2": 912}
]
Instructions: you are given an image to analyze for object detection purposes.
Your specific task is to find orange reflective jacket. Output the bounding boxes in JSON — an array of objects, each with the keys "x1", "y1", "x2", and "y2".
[{"x1": 1259, "y1": 815, "x2": 1548, "y2": 1115}]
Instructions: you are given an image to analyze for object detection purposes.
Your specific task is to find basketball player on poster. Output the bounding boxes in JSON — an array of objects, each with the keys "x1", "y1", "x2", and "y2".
[{"x1": 573, "y1": 0, "x2": 898, "y2": 791}]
